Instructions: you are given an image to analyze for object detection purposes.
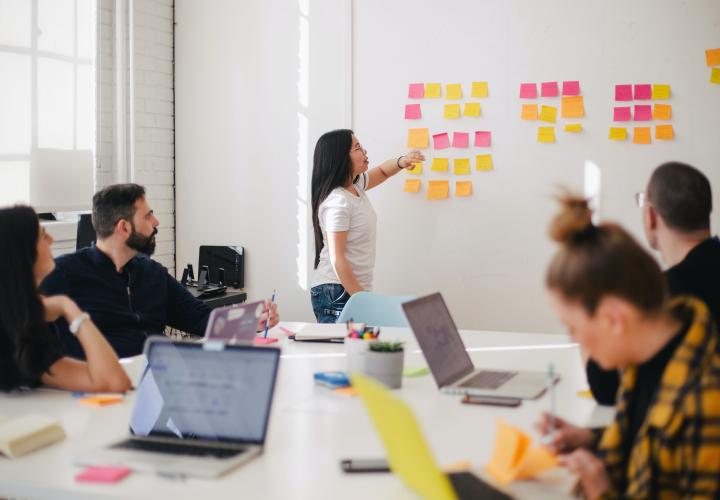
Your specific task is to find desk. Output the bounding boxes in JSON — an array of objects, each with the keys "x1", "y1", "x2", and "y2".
[
  {"x1": 197, "y1": 287, "x2": 247, "y2": 308},
  {"x1": 0, "y1": 323, "x2": 613, "y2": 500}
]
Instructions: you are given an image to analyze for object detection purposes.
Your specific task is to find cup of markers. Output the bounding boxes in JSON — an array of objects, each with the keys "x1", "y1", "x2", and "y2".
[{"x1": 345, "y1": 323, "x2": 380, "y2": 374}]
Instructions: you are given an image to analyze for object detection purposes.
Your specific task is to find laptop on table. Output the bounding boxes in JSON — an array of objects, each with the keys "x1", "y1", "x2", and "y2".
[
  {"x1": 203, "y1": 300, "x2": 265, "y2": 344},
  {"x1": 75, "y1": 338, "x2": 281, "y2": 478},
  {"x1": 402, "y1": 293, "x2": 555, "y2": 400}
]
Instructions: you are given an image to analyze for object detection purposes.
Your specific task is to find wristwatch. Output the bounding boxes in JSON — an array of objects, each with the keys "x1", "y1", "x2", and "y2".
[{"x1": 69, "y1": 312, "x2": 90, "y2": 335}]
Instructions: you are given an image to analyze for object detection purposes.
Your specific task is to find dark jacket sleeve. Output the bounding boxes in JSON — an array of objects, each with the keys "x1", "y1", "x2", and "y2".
[
  {"x1": 38, "y1": 261, "x2": 80, "y2": 356},
  {"x1": 165, "y1": 274, "x2": 213, "y2": 336},
  {"x1": 586, "y1": 359, "x2": 620, "y2": 406}
]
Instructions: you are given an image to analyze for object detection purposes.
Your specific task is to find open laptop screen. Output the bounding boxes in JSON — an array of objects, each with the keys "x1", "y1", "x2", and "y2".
[{"x1": 130, "y1": 340, "x2": 280, "y2": 445}]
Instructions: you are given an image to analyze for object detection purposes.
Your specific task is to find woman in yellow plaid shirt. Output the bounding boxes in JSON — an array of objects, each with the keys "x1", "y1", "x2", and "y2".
[{"x1": 537, "y1": 194, "x2": 720, "y2": 499}]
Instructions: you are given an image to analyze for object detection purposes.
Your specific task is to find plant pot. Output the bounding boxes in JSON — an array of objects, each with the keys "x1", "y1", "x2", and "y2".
[{"x1": 362, "y1": 350, "x2": 404, "y2": 389}]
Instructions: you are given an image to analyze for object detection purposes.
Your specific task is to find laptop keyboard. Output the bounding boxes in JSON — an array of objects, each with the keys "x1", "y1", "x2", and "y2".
[
  {"x1": 448, "y1": 472, "x2": 513, "y2": 500},
  {"x1": 458, "y1": 370, "x2": 517, "y2": 390},
  {"x1": 112, "y1": 439, "x2": 245, "y2": 459}
]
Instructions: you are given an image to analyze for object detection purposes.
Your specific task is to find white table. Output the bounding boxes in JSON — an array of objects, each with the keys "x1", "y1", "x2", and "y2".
[{"x1": 0, "y1": 323, "x2": 613, "y2": 500}]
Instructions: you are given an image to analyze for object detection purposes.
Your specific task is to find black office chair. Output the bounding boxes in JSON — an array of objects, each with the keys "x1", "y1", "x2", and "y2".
[{"x1": 76, "y1": 213, "x2": 96, "y2": 250}]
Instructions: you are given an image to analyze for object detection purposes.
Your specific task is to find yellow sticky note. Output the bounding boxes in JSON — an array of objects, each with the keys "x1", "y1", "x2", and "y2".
[
  {"x1": 463, "y1": 102, "x2": 481, "y2": 117},
  {"x1": 609, "y1": 127, "x2": 627, "y2": 141},
  {"x1": 427, "y1": 180, "x2": 449, "y2": 200},
  {"x1": 407, "y1": 128, "x2": 429, "y2": 148},
  {"x1": 521, "y1": 104, "x2": 538, "y2": 121},
  {"x1": 476, "y1": 154, "x2": 493, "y2": 171},
  {"x1": 443, "y1": 104, "x2": 461, "y2": 119},
  {"x1": 561, "y1": 96, "x2": 585, "y2": 118},
  {"x1": 406, "y1": 161, "x2": 423, "y2": 175},
  {"x1": 446, "y1": 83, "x2": 462, "y2": 99},
  {"x1": 653, "y1": 103, "x2": 672, "y2": 120},
  {"x1": 711, "y1": 68, "x2": 720, "y2": 85},
  {"x1": 537, "y1": 127, "x2": 555, "y2": 143},
  {"x1": 425, "y1": 83, "x2": 441, "y2": 98},
  {"x1": 707, "y1": 48, "x2": 720, "y2": 67},
  {"x1": 456, "y1": 181, "x2": 472, "y2": 197},
  {"x1": 403, "y1": 179, "x2": 421, "y2": 193},
  {"x1": 652, "y1": 84, "x2": 671, "y2": 100},
  {"x1": 633, "y1": 127, "x2": 652, "y2": 144},
  {"x1": 431, "y1": 157, "x2": 449, "y2": 172},
  {"x1": 453, "y1": 158, "x2": 470, "y2": 175},
  {"x1": 655, "y1": 124, "x2": 674, "y2": 140},
  {"x1": 539, "y1": 105, "x2": 557, "y2": 123},
  {"x1": 577, "y1": 389, "x2": 593, "y2": 399},
  {"x1": 564, "y1": 123, "x2": 582, "y2": 133},
  {"x1": 471, "y1": 81, "x2": 489, "y2": 98}
]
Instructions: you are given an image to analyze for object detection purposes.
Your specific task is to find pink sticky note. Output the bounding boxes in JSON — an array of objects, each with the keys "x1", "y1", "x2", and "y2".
[
  {"x1": 540, "y1": 82, "x2": 559, "y2": 97},
  {"x1": 474, "y1": 131, "x2": 491, "y2": 147},
  {"x1": 433, "y1": 133, "x2": 450, "y2": 149},
  {"x1": 76, "y1": 466, "x2": 132, "y2": 483},
  {"x1": 634, "y1": 105, "x2": 652, "y2": 121},
  {"x1": 562, "y1": 81, "x2": 580, "y2": 96},
  {"x1": 615, "y1": 84, "x2": 632, "y2": 101},
  {"x1": 408, "y1": 83, "x2": 424, "y2": 99},
  {"x1": 254, "y1": 337, "x2": 278, "y2": 345},
  {"x1": 404, "y1": 104, "x2": 421, "y2": 119},
  {"x1": 634, "y1": 84, "x2": 651, "y2": 100},
  {"x1": 519, "y1": 83, "x2": 537, "y2": 99},
  {"x1": 613, "y1": 106, "x2": 632, "y2": 121},
  {"x1": 452, "y1": 132, "x2": 469, "y2": 148}
]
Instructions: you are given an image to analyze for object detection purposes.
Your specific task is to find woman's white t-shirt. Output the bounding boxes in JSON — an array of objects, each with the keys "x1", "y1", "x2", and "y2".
[{"x1": 311, "y1": 172, "x2": 377, "y2": 291}]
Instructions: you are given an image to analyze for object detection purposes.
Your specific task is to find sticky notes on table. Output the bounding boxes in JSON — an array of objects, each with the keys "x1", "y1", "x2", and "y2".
[
  {"x1": 633, "y1": 104, "x2": 652, "y2": 121},
  {"x1": 76, "y1": 466, "x2": 132, "y2": 484},
  {"x1": 652, "y1": 84, "x2": 671, "y2": 100},
  {"x1": 463, "y1": 102, "x2": 481, "y2": 117},
  {"x1": 655, "y1": 124, "x2": 674, "y2": 140},
  {"x1": 537, "y1": 127, "x2": 555, "y2": 143},
  {"x1": 476, "y1": 154, "x2": 493, "y2": 171},
  {"x1": 407, "y1": 128, "x2": 429, "y2": 148},
  {"x1": 452, "y1": 132, "x2": 469, "y2": 148},
  {"x1": 406, "y1": 161, "x2": 423, "y2": 175},
  {"x1": 79, "y1": 394, "x2": 124, "y2": 407},
  {"x1": 471, "y1": 81, "x2": 489, "y2": 98},
  {"x1": 613, "y1": 106, "x2": 632, "y2": 121},
  {"x1": 712, "y1": 68, "x2": 720, "y2": 85},
  {"x1": 454, "y1": 158, "x2": 471, "y2": 175},
  {"x1": 446, "y1": 83, "x2": 463, "y2": 99},
  {"x1": 519, "y1": 83, "x2": 537, "y2": 99},
  {"x1": 431, "y1": 157, "x2": 449, "y2": 172},
  {"x1": 433, "y1": 132, "x2": 450, "y2": 149},
  {"x1": 443, "y1": 104, "x2": 461, "y2": 119},
  {"x1": 521, "y1": 104, "x2": 538, "y2": 120},
  {"x1": 609, "y1": 127, "x2": 628, "y2": 141},
  {"x1": 653, "y1": 103, "x2": 672, "y2": 120},
  {"x1": 615, "y1": 84, "x2": 633, "y2": 101},
  {"x1": 425, "y1": 82, "x2": 442, "y2": 98},
  {"x1": 408, "y1": 83, "x2": 424, "y2": 98},
  {"x1": 561, "y1": 96, "x2": 584, "y2": 118},
  {"x1": 707, "y1": 48, "x2": 720, "y2": 67},
  {"x1": 633, "y1": 127, "x2": 651, "y2": 144},
  {"x1": 404, "y1": 104, "x2": 421, "y2": 119},
  {"x1": 404, "y1": 179, "x2": 422, "y2": 193},
  {"x1": 485, "y1": 419, "x2": 557, "y2": 484},
  {"x1": 427, "y1": 180, "x2": 449, "y2": 200},
  {"x1": 564, "y1": 123, "x2": 582, "y2": 133},
  {"x1": 456, "y1": 181, "x2": 473, "y2": 197},
  {"x1": 562, "y1": 80, "x2": 580, "y2": 96},
  {"x1": 633, "y1": 84, "x2": 651, "y2": 100},
  {"x1": 539, "y1": 105, "x2": 557, "y2": 123},
  {"x1": 540, "y1": 81, "x2": 559, "y2": 98},
  {"x1": 474, "y1": 131, "x2": 491, "y2": 147}
]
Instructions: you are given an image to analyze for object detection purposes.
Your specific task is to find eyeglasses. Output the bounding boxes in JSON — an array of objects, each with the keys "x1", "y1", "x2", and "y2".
[{"x1": 634, "y1": 191, "x2": 646, "y2": 208}]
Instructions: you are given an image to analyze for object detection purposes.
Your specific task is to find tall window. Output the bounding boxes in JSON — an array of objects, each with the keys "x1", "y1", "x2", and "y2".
[{"x1": 0, "y1": 0, "x2": 96, "y2": 211}]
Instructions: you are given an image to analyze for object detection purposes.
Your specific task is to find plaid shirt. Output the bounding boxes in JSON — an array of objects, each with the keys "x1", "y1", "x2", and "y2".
[{"x1": 597, "y1": 297, "x2": 720, "y2": 499}]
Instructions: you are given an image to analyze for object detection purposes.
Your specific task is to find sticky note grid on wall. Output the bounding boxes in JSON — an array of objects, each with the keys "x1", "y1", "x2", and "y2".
[
  {"x1": 519, "y1": 81, "x2": 584, "y2": 143},
  {"x1": 610, "y1": 82, "x2": 674, "y2": 143}
]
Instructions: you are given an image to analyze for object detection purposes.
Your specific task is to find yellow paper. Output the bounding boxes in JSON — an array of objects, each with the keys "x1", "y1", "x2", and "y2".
[
  {"x1": 446, "y1": 83, "x2": 462, "y2": 99},
  {"x1": 564, "y1": 123, "x2": 582, "y2": 133},
  {"x1": 711, "y1": 68, "x2": 720, "y2": 85},
  {"x1": 463, "y1": 102, "x2": 481, "y2": 117},
  {"x1": 521, "y1": 104, "x2": 538, "y2": 121},
  {"x1": 537, "y1": 126, "x2": 555, "y2": 143},
  {"x1": 609, "y1": 127, "x2": 627, "y2": 141},
  {"x1": 453, "y1": 158, "x2": 470, "y2": 175},
  {"x1": 652, "y1": 104, "x2": 672, "y2": 120},
  {"x1": 431, "y1": 157, "x2": 449, "y2": 172},
  {"x1": 655, "y1": 124, "x2": 674, "y2": 140},
  {"x1": 707, "y1": 48, "x2": 720, "y2": 67},
  {"x1": 456, "y1": 181, "x2": 472, "y2": 197},
  {"x1": 406, "y1": 162, "x2": 423, "y2": 175},
  {"x1": 485, "y1": 419, "x2": 557, "y2": 485},
  {"x1": 427, "y1": 181, "x2": 449, "y2": 200},
  {"x1": 539, "y1": 105, "x2": 557, "y2": 123},
  {"x1": 471, "y1": 81, "x2": 489, "y2": 98},
  {"x1": 476, "y1": 154, "x2": 493, "y2": 171},
  {"x1": 443, "y1": 104, "x2": 461, "y2": 119},
  {"x1": 633, "y1": 127, "x2": 651, "y2": 144},
  {"x1": 561, "y1": 96, "x2": 584, "y2": 118},
  {"x1": 425, "y1": 83, "x2": 442, "y2": 98},
  {"x1": 403, "y1": 179, "x2": 421, "y2": 193},
  {"x1": 407, "y1": 128, "x2": 429, "y2": 148},
  {"x1": 651, "y1": 84, "x2": 671, "y2": 100},
  {"x1": 577, "y1": 389, "x2": 593, "y2": 399}
]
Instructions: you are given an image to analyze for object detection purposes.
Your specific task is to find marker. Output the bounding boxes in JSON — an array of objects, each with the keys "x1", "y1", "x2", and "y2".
[{"x1": 263, "y1": 289, "x2": 276, "y2": 338}]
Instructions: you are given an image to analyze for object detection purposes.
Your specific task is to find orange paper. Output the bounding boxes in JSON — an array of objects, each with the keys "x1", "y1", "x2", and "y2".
[
  {"x1": 706, "y1": 48, "x2": 720, "y2": 67},
  {"x1": 485, "y1": 419, "x2": 557, "y2": 484},
  {"x1": 455, "y1": 181, "x2": 472, "y2": 197},
  {"x1": 79, "y1": 394, "x2": 124, "y2": 407},
  {"x1": 427, "y1": 181, "x2": 449, "y2": 200},
  {"x1": 521, "y1": 104, "x2": 538, "y2": 121},
  {"x1": 561, "y1": 96, "x2": 585, "y2": 118},
  {"x1": 407, "y1": 128, "x2": 429, "y2": 148},
  {"x1": 633, "y1": 127, "x2": 651, "y2": 144},
  {"x1": 655, "y1": 124, "x2": 674, "y2": 140},
  {"x1": 652, "y1": 104, "x2": 672, "y2": 120},
  {"x1": 403, "y1": 179, "x2": 421, "y2": 193}
]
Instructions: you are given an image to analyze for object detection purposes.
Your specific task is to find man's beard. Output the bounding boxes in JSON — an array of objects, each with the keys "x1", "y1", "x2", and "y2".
[{"x1": 127, "y1": 225, "x2": 158, "y2": 256}]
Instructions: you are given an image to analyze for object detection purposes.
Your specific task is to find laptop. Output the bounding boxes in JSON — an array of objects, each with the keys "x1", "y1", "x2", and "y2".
[
  {"x1": 352, "y1": 373, "x2": 513, "y2": 500},
  {"x1": 402, "y1": 293, "x2": 554, "y2": 399},
  {"x1": 203, "y1": 300, "x2": 264, "y2": 344},
  {"x1": 75, "y1": 338, "x2": 280, "y2": 478}
]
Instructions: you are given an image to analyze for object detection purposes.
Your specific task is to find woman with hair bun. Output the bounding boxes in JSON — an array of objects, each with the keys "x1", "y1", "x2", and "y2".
[{"x1": 536, "y1": 194, "x2": 720, "y2": 499}]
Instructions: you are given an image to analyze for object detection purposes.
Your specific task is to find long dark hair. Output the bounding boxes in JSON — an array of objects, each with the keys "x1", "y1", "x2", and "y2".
[
  {"x1": 311, "y1": 129, "x2": 355, "y2": 269},
  {"x1": 0, "y1": 206, "x2": 61, "y2": 390}
]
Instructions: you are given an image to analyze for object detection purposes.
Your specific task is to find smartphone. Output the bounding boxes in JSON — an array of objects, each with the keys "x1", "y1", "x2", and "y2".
[
  {"x1": 461, "y1": 394, "x2": 522, "y2": 407},
  {"x1": 340, "y1": 458, "x2": 390, "y2": 473}
]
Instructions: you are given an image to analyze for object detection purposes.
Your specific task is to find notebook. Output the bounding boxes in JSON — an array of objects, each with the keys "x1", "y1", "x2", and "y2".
[{"x1": 0, "y1": 414, "x2": 66, "y2": 458}]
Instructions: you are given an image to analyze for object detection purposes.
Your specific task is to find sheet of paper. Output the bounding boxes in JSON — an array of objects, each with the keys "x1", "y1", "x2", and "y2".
[
  {"x1": 540, "y1": 105, "x2": 557, "y2": 123},
  {"x1": 471, "y1": 81, "x2": 489, "y2": 98},
  {"x1": 407, "y1": 128, "x2": 429, "y2": 148},
  {"x1": 712, "y1": 68, "x2": 720, "y2": 84},
  {"x1": 463, "y1": 102, "x2": 481, "y2": 117},
  {"x1": 652, "y1": 84, "x2": 671, "y2": 100},
  {"x1": 633, "y1": 104, "x2": 652, "y2": 121},
  {"x1": 406, "y1": 161, "x2": 423, "y2": 175},
  {"x1": 433, "y1": 132, "x2": 450, "y2": 149},
  {"x1": 425, "y1": 82, "x2": 442, "y2": 98},
  {"x1": 655, "y1": 124, "x2": 674, "y2": 140},
  {"x1": 633, "y1": 127, "x2": 651, "y2": 144},
  {"x1": 431, "y1": 157, "x2": 449, "y2": 172},
  {"x1": 427, "y1": 180, "x2": 449, "y2": 200},
  {"x1": 633, "y1": 84, "x2": 651, "y2": 100},
  {"x1": 485, "y1": 420, "x2": 531, "y2": 484},
  {"x1": 540, "y1": 81, "x2": 559, "y2": 97},
  {"x1": 615, "y1": 84, "x2": 632, "y2": 101},
  {"x1": 564, "y1": 123, "x2": 582, "y2": 132},
  {"x1": 408, "y1": 83, "x2": 424, "y2": 98},
  {"x1": 613, "y1": 106, "x2": 632, "y2": 121},
  {"x1": 706, "y1": 48, "x2": 720, "y2": 67},
  {"x1": 516, "y1": 447, "x2": 558, "y2": 480},
  {"x1": 443, "y1": 104, "x2": 461, "y2": 119},
  {"x1": 405, "y1": 104, "x2": 421, "y2": 119},
  {"x1": 446, "y1": 83, "x2": 462, "y2": 99},
  {"x1": 561, "y1": 80, "x2": 580, "y2": 96},
  {"x1": 608, "y1": 127, "x2": 628, "y2": 141},
  {"x1": 453, "y1": 158, "x2": 470, "y2": 175},
  {"x1": 521, "y1": 104, "x2": 538, "y2": 120},
  {"x1": 652, "y1": 103, "x2": 672, "y2": 120},
  {"x1": 476, "y1": 154, "x2": 493, "y2": 171},
  {"x1": 452, "y1": 132, "x2": 469, "y2": 148},
  {"x1": 519, "y1": 82, "x2": 537, "y2": 99},
  {"x1": 537, "y1": 126, "x2": 555, "y2": 143},
  {"x1": 403, "y1": 179, "x2": 421, "y2": 193},
  {"x1": 456, "y1": 181, "x2": 472, "y2": 197},
  {"x1": 474, "y1": 131, "x2": 491, "y2": 147},
  {"x1": 561, "y1": 96, "x2": 584, "y2": 118}
]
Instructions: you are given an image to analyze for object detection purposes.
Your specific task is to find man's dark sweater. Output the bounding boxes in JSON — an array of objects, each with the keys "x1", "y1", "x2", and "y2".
[{"x1": 41, "y1": 246, "x2": 212, "y2": 359}]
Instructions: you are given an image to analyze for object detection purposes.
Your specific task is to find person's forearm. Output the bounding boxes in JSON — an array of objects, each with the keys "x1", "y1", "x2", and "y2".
[
  {"x1": 331, "y1": 256, "x2": 364, "y2": 295},
  {"x1": 73, "y1": 316, "x2": 130, "y2": 391},
  {"x1": 375, "y1": 158, "x2": 404, "y2": 179}
]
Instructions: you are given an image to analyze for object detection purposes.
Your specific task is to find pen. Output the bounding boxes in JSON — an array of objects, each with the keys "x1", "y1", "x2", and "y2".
[{"x1": 263, "y1": 289, "x2": 276, "y2": 338}]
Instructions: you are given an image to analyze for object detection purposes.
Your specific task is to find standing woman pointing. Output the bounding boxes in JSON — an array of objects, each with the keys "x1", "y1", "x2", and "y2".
[{"x1": 310, "y1": 129, "x2": 424, "y2": 323}]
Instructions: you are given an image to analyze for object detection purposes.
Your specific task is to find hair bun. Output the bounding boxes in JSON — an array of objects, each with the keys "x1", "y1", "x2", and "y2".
[{"x1": 549, "y1": 193, "x2": 594, "y2": 244}]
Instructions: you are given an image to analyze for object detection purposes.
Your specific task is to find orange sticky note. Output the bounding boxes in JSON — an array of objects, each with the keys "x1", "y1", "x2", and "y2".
[
  {"x1": 652, "y1": 104, "x2": 672, "y2": 120},
  {"x1": 446, "y1": 83, "x2": 462, "y2": 99},
  {"x1": 711, "y1": 68, "x2": 720, "y2": 85},
  {"x1": 444, "y1": 104, "x2": 461, "y2": 119},
  {"x1": 463, "y1": 102, "x2": 481, "y2": 117},
  {"x1": 471, "y1": 81, "x2": 489, "y2": 98},
  {"x1": 537, "y1": 127, "x2": 555, "y2": 143},
  {"x1": 655, "y1": 124, "x2": 674, "y2": 140},
  {"x1": 431, "y1": 157, "x2": 449, "y2": 172},
  {"x1": 425, "y1": 83, "x2": 441, "y2": 98},
  {"x1": 406, "y1": 161, "x2": 423, "y2": 175},
  {"x1": 609, "y1": 127, "x2": 627, "y2": 141},
  {"x1": 453, "y1": 158, "x2": 470, "y2": 175},
  {"x1": 706, "y1": 48, "x2": 720, "y2": 67},
  {"x1": 476, "y1": 154, "x2": 493, "y2": 171},
  {"x1": 456, "y1": 181, "x2": 472, "y2": 197},
  {"x1": 651, "y1": 84, "x2": 671, "y2": 100},
  {"x1": 427, "y1": 180, "x2": 449, "y2": 200},
  {"x1": 539, "y1": 105, "x2": 557, "y2": 123},
  {"x1": 521, "y1": 104, "x2": 538, "y2": 121},
  {"x1": 407, "y1": 128, "x2": 429, "y2": 148},
  {"x1": 633, "y1": 127, "x2": 651, "y2": 144},
  {"x1": 515, "y1": 447, "x2": 558, "y2": 480},
  {"x1": 79, "y1": 394, "x2": 124, "y2": 407},
  {"x1": 485, "y1": 419, "x2": 557, "y2": 485},
  {"x1": 561, "y1": 96, "x2": 585, "y2": 118},
  {"x1": 403, "y1": 179, "x2": 421, "y2": 193}
]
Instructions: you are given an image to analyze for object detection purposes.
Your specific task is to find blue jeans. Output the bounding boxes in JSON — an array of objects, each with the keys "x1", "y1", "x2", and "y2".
[{"x1": 311, "y1": 283, "x2": 349, "y2": 323}]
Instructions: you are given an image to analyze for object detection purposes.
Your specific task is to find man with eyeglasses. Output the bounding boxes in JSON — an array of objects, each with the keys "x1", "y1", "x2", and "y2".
[{"x1": 587, "y1": 162, "x2": 720, "y2": 405}]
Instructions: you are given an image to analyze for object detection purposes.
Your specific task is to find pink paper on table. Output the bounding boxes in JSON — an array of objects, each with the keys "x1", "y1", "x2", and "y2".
[
  {"x1": 76, "y1": 466, "x2": 131, "y2": 483},
  {"x1": 615, "y1": 84, "x2": 632, "y2": 101},
  {"x1": 633, "y1": 84, "x2": 651, "y2": 100},
  {"x1": 474, "y1": 131, "x2": 491, "y2": 147},
  {"x1": 433, "y1": 132, "x2": 450, "y2": 150},
  {"x1": 540, "y1": 82, "x2": 559, "y2": 97},
  {"x1": 562, "y1": 81, "x2": 580, "y2": 96},
  {"x1": 408, "y1": 83, "x2": 424, "y2": 99},
  {"x1": 613, "y1": 106, "x2": 632, "y2": 121},
  {"x1": 519, "y1": 83, "x2": 537, "y2": 99},
  {"x1": 404, "y1": 104, "x2": 421, "y2": 119},
  {"x1": 452, "y1": 132, "x2": 469, "y2": 148},
  {"x1": 634, "y1": 105, "x2": 652, "y2": 121}
]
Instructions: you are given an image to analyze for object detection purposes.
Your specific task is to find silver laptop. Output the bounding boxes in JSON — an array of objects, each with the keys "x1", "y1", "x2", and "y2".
[
  {"x1": 402, "y1": 293, "x2": 555, "y2": 399},
  {"x1": 203, "y1": 300, "x2": 264, "y2": 344},
  {"x1": 75, "y1": 338, "x2": 281, "y2": 478}
]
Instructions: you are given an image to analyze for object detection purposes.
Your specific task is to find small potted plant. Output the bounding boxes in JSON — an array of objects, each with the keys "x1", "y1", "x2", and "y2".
[{"x1": 362, "y1": 341, "x2": 404, "y2": 389}]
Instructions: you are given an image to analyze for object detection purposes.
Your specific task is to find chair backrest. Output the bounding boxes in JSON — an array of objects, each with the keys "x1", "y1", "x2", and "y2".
[
  {"x1": 76, "y1": 213, "x2": 96, "y2": 250},
  {"x1": 337, "y1": 292, "x2": 416, "y2": 327}
]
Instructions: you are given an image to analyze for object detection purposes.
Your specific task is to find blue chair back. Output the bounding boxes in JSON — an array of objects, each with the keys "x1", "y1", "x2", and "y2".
[{"x1": 337, "y1": 292, "x2": 416, "y2": 327}]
